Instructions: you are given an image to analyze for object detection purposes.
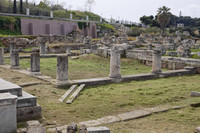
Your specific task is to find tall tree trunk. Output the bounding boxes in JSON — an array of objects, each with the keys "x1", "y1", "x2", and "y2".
[
  {"x1": 13, "y1": 0, "x2": 17, "y2": 13},
  {"x1": 20, "y1": 0, "x2": 23, "y2": 14}
]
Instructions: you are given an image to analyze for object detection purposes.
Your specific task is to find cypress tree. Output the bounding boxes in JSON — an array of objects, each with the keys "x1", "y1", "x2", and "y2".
[
  {"x1": 20, "y1": 0, "x2": 23, "y2": 14},
  {"x1": 13, "y1": 0, "x2": 17, "y2": 13}
]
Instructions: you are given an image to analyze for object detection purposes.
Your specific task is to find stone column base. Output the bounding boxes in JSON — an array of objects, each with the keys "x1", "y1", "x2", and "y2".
[
  {"x1": 29, "y1": 72, "x2": 41, "y2": 76},
  {"x1": 110, "y1": 78, "x2": 122, "y2": 83},
  {"x1": 56, "y1": 80, "x2": 70, "y2": 86},
  {"x1": 151, "y1": 70, "x2": 162, "y2": 75},
  {"x1": 109, "y1": 74, "x2": 121, "y2": 79},
  {"x1": 10, "y1": 66, "x2": 20, "y2": 69}
]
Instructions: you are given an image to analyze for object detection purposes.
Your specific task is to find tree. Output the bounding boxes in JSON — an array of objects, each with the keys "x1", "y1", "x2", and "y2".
[
  {"x1": 20, "y1": 0, "x2": 23, "y2": 14},
  {"x1": 157, "y1": 6, "x2": 172, "y2": 35},
  {"x1": 140, "y1": 15, "x2": 154, "y2": 25},
  {"x1": 13, "y1": 0, "x2": 17, "y2": 13},
  {"x1": 38, "y1": 0, "x2": 51, "y2": 10}
]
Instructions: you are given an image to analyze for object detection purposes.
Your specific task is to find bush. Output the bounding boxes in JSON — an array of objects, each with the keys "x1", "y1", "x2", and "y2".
[
  {"x1": 144, "y1": 27, "x2": 161, "y2": 34},
  {"x1": 0, "y1": 16, "x2": 21, "y2": 35},
  {"x1": 127, "y1": 27, "x2": 143, "y2": 37},
  {"x1": 97, "y1": 23, "x2": 116, "y2": 31}
]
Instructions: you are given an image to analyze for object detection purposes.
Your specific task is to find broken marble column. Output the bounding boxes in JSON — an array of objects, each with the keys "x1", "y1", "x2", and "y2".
[
  {"x1": 109, "y1": 46, "x2": 121, "y2": 79},
  {"x1": 30, "y1": 49, "x2": 41, "y2": 75},
  {"x1": 0, "y1": 47, "x2": 5, "y2": 65},
  {"x1": 10, "y1": 49, "x2": 20, "y2": 69},
  {"x1": 148, "y1": 44, "x2": 152, "y2": 50},
  {"x1": 40, "y1": 43, "x2": 46, "y2": 55},
  {"x1": 10, "y1": 43, "x2": 16, "y2": 55},
  {"x1": 0, "y1": 93, "x2": 18, "y2": 133},
  {"x1": 151, "y1": 50, "x2": 162, "y2": 74},
  {"x1": 66, "y1": 47, "x2": 71, "y2": 56},
  {"x1": 56, "y1": 55, "x2": 69, "y2": 86}
]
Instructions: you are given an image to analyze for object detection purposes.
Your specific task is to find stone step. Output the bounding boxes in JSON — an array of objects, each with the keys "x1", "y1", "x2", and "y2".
[
  {"x1": 0, "y1": 78, "x2": 22, "y2": 96},
  {"x1": 17, "y1": 91, "x2": 37, "y2": 108},
  {"x1": 66, "y1": 84, "x2": 85, "y2": 104},
  {"x1": 59, "y1": 85, "x2": 77, "y2": 103}
]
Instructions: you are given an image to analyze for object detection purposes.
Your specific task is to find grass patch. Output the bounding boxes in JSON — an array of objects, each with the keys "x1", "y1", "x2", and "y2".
[
  {"x1": 5, "y1": 54, "x2": 152, "y2": 80},
  {"x1": 25, "y1": 75, "x2": 200, "y2": 125},
  {"x1": 1, "y1": 66, "x2": 200, "y2": 129},
  {"x1": 191, "y1": 49, "x2": 200, "y2": 52}
]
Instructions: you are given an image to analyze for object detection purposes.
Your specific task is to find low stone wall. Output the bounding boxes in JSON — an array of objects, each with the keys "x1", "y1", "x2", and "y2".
[
  {"x1": 49, "y1": 44, "x2": 85, "y2": 53},
  {"x1": 126, "y1": 50, "x2": 153, "y2": 61},
  {"x1": 126, "y1": 49, "x2": 200, "y2": 70}
]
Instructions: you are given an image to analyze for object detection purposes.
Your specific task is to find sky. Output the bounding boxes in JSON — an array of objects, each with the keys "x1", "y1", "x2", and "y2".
[{"x1": 32, "y1": 0, "x2": 200, "y2": 23}]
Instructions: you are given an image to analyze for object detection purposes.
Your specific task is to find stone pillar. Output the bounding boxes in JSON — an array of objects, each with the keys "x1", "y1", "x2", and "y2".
[
  {"x1": 0, "y1": 93, "x2": 18, "y2": 133},
  {"x1": 10, "y1": 43, "x2": 16, "y2": 55},
  {"x1": 148, "y1": 44, "x2": 152, "y2": 50},
  {"x1": 26, "y1": 8, "x2": 30, "y2": 15},
  {"x1": 40, "y1": 43, "x2": 46, "y2": 55},
  {"x1": 100, "y1": 17, "x2": 103, "y2": 22},
  {"x1": 56, "y1": 55, "x2": 69, "y2": 86},
  {"x1": 50, "y1": 11, "x2": 53, "y2": 18},
  {"x1": 10, "y1": 49, "x2": 20, "y2": 69},
  {"x1": 45, "y1": 24, "x2": 50, "y2": 34},
  {"x1": 151, "y1": 50, "x2": 162, "y2": 74},
  {"x1": 29, "y1": 23, "x2": 33, "y2": 35},
  {"x1": 66, "y1": 48, "x2": 71, "y2": 56},
  {"x1": 86, "y1": 16, "x2": 89, "y2": 21},
  {"x1": 109, "y1": 47, "x2": 121, "y2": 79},
  {"x1": 30, "y1": 49, "x2": 41, "y2": 75},
  {"x1": 70, "y1": 14, "x2": 73, "y2": 20},
  {"x1": 61, "y1": 24, "x2": 65, "y2": 35},
  {"x1": 0, "y1": 47, "x2": 5, "y2": 65}
]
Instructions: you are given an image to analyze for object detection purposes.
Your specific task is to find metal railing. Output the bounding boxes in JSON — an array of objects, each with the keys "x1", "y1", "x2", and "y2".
[{"x1": 0, "y1": 5, "x2": 137, "y2": 25}]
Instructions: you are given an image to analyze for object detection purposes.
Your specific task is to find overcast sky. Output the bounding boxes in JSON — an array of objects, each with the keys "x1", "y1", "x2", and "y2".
[{"x1": 32, "y1": 0, "x2": 200, "y2": 23}]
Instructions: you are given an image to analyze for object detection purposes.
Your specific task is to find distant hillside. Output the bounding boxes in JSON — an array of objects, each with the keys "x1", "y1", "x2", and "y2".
[{"x1": 0, "y1": 10, "x2": 116, "y2": 36}]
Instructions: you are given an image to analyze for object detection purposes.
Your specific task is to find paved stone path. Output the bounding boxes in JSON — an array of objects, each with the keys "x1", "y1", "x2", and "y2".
[{"x1": 47, "y1": 104, "x2": 187, "y2": 132}]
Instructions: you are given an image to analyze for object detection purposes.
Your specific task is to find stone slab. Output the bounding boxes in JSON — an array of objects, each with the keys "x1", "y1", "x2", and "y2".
[
  {"x1": 0, "y1": 78, "x2": 22, "y2": 96},
  {"x1": 17, "y1": 91, "x2": 37, "y2": 108},
  {"x1": 118, "y1": 110, "x2": 151, "y2": 121},
  {"x1": 19, "y1": 82, "x2": 42, "y2": 87},
  {"x1": 97, "y1": 116, "x2": 120, "y2": 124},
  {"x1": 66, "y1": 84, "x2": 85, "y2": 104},
  {"x1": 79, "y1": 120, "x2": 101, "y2": 127},
  {"x1": 59, "y1": 85, "x2": 77, "y2": 102},
  {"x1": 87, "y1": 127, "x2": 110, "y2": 133},
  {"x1": 26, "y1": 120, "x2": 40, "y2": 126},
  {"x1": 144, "y1": 106, "x2": 171, "y2": 113}
]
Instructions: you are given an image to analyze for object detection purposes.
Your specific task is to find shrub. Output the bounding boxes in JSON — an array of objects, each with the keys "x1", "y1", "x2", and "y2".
[
  {"x1": 97, "y1": 23, "x2": 116, "y2": 31},
  {"x1": 127, "y1": 27, "x2": 143, "y2": 37}
]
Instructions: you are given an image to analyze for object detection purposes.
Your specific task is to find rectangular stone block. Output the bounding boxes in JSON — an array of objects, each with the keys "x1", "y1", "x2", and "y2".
[
  {"x1": 17, "y1": 104, "x2": 42, "y2": 122},
  {"x1": 0, "y1": 93, "x2": 18, "y2": 133},
  {"x1": 118, "y1": 110, "x2": 151, "y2": 121},
  {"x1": 17, "y1": 91, "x2": 37, "y2": 108},
  {"x1": 0, "y1": 78, "x2": 22, "y2": 96},
  {"x1": 87, "y1": 127, "x2": 110, "y2": 133}
]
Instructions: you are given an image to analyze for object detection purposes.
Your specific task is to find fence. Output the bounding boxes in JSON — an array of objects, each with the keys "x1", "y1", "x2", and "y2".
[{"x1": 0, "y1": 4, "x2": 138, "y2": 25}]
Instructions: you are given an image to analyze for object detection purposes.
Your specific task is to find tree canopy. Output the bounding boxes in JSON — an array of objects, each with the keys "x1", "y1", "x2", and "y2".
[{"x1": 157, "y1": 6, "x2": 172, "y2": 35}]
